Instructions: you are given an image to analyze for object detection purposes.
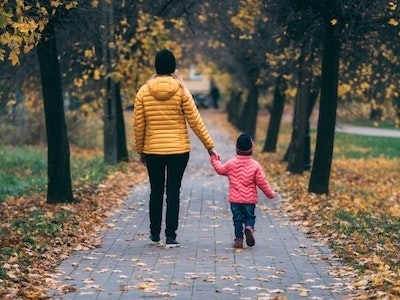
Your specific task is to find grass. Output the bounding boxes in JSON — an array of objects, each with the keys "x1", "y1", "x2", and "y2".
[
  {"x1": 0, "y1": 146, "x2": 47, "y2": 201},
  {"x1": 274, "y1": 125, "x2": 400, "y2": 161},
  {"x1": 0, "y1": 146, "x2": 121, "y2": 202},
  {"x1": 333, "y1": 132, "x2": 400, "y2": 159}
]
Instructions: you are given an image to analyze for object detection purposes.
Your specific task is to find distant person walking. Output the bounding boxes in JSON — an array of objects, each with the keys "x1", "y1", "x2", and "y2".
[
  {"x1": 134, "y1": 49, "x2": 219, "y2": 248},
  {"x1": 210, "y1": 80, "x2": 220, "y2": 109},
  {"x1": 210, "y1": 134, "x2": 280, "y2": 249}
]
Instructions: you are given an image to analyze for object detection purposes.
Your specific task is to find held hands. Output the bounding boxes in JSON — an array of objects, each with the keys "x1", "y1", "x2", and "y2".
[{"x1": 208, "y1": 148, "x2": 220, "y2": 160}]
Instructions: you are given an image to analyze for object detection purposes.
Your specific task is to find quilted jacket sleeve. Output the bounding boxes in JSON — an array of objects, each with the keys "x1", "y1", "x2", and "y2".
[
  {"x1": 133, "y1": 86, "x2": 146, "y2": 154},
  {"x1": 210, "y1": 154, "x2": 229, "y2": 175},
  {"x1": 181, "y1": 92, "x2": 215, "y2": 150},
  {"x1": 254, "y1": 164, "x2": 276, "y2": 199}
]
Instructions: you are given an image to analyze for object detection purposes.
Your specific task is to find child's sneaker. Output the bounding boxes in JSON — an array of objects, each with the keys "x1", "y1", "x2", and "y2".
[
  {"x1": 165, "y1": 238, "x2": 180, "y2": 248},
  {"x1": 234, "y1": 237, "x2": 243, "y2": 249},
  {"x1": 244, "y1": 226, "x2": 255, "y2": 247}
]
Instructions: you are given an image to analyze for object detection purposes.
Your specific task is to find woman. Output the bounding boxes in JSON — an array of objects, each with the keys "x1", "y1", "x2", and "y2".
[{"x1": 133, "y1": 49, "x2": 218, "y2": 248}]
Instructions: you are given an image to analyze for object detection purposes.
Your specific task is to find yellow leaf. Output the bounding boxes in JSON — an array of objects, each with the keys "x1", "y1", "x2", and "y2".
[
  {"x1": 299, "y1": 289, "x2": 308, "y2": 296},
  {"x1": 50, "y1": 0, "x2": 61, "y2": 8},
  {"x1": 84, "y1": 49, "x2": 93, "y2": 58},
  {"x1": 23, "y1": 44, "x2": 34, "y2": 53},
  {"x1": 93, "y1": 69, "x2": 101, "y2": 80},
  {"x1": 388, "y1": 18, "x2": 399, "y2": 26},
  {"x1": 353, "y1": 279, "x2": 368, "y2": 288},
  {"x1": 9, "y1": 51, "x2": 20, "y2": 66},
  {"x1": 7, "y1": 253, "x2": 18, "y2": 263}
]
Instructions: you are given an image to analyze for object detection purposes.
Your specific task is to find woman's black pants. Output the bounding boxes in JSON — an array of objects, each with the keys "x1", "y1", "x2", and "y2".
[{"x1": 144, "y1": 153, "x2": 189, "y2": 240}]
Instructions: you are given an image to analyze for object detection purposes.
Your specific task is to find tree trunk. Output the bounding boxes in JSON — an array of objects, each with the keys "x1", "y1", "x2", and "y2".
[
  {"x1": 303, "y1": 75, "x2": 320, "y2": 170},
  {"x1": 102, "y1": 0, "x2": 128, "y2": 164},
  {"x1": 263, "y1": 74, "x2": 287, "y2": 152},
  {"x1": 286, "y1": 41, "x2": 315, "y2": 174},
  {"x1": 286, "y1": 68, "x2": 311, "y2": 174},
  {"x1": 115, "y1": 82, "x2": 129, "y2": 162},
  {"x1": 37, "y1": 19, "x2": 74, "y2": 204},
  {"x1": 227, "y1": 89, "x2": 242, "y2": 127},
  {"x1": 308, "y1": 21, "x2": 340, "y2": 195},
  {"x1": 237, "y1": 84, "x2": 258, "y2": 139}
]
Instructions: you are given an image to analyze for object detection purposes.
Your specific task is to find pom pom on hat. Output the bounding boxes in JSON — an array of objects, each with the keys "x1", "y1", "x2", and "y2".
[
  {"x1": 236, "y1": 133, "x2": 253, "y2": 155},
  {"x1": 155, "y1": 49, "x2": 176, "y2": 75}
]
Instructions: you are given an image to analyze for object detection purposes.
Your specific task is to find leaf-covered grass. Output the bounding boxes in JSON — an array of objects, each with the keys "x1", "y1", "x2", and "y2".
[
  {"x1": 254, "y1": 114, "x2": 400, "y2": 298},
  {"x1": 0, "y1": 144, "x2": 147, "y2": 298}
]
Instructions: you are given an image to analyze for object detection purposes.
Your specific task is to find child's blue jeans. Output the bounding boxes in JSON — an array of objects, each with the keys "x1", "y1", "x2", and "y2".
[{"x1": 230, "y1": 203, "x2": 256, "y2": 238}]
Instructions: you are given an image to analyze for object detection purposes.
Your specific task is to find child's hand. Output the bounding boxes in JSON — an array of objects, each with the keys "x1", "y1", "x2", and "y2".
[{"x1": 269, "y1": 192, "x2": 281, "y2": 204}]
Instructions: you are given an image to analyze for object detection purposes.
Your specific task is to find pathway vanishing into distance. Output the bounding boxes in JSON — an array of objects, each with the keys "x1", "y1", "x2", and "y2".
[{"x1": 48, "y1": 111, "x2": 360, "y2": 300}]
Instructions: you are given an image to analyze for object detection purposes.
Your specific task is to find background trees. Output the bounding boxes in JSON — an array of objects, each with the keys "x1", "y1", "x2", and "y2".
[
  {"x1": 1, "y1": 0, "x2": 400, "y2": 201},
  {"x1": 0, "y1": 0, "x2": 180, "y2": 203}
]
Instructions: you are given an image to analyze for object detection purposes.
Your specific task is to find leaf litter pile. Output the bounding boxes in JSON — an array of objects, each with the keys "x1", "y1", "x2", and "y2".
[
  {"x1": 0, "y1": 154, "x2": 147, "y2": 300},
  {"x1": 0, "y1": 110, "x2": 399, "y2": 299}
]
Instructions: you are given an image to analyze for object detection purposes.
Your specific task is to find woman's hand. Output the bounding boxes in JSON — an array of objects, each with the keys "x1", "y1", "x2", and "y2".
[
  {"x1": 208, "y1": 148, "x2": 220, "y2": 159},
  {"x1": 140, "y1": 153, "x2": 146, "y2": 166}
]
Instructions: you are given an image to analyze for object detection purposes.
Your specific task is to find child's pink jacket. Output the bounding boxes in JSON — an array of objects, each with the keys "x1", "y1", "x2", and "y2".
[{"x1": 211, "y1": 154, "x2": 276, "y2": 204}]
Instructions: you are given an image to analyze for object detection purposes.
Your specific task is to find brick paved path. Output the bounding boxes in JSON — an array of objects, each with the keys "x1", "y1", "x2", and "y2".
[{"x1": 48, "y1": 111, "x2": 354, "y2": 300}]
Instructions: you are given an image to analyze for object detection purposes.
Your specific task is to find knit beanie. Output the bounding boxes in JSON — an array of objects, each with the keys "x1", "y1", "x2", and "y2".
[
  {"x1": 236, "y1": 134, "x2": 253, "y2": 155},
  {"x1": 155, "y1": 49, "x2": 176, "y2": 75}
]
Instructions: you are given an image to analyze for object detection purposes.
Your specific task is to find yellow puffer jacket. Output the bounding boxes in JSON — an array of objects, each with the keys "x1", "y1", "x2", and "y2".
[{"x1": 133, "y1": 75, "x2": 215, "y2": 155}]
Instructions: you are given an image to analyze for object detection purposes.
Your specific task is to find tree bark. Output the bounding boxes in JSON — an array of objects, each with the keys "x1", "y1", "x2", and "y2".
[
  {"x1": 286, "y1": 63, "x2": 311, "y2": 174},
  {"x1": 227, "y1": 89, "x2": 242, "y2": 127},
  {"x1": 37, "y1": 19, "x2": 74, "y2": 204},
  {"x1": 285, "y1": 40, "x2": 315, "y2": 173},
  {"x1": 102, "y1": 0, "x2": 128, "y2": 164},
  {"x1": 237, "y1": 84, "x2": 258, "y2": 139},
  {"x1": 263, "y1": 74, "x2": 287, "y2": 152},
  {"x1": 115, "y1": 82, "x2": 129, "y2": 162},
  {"x1": 308, "y1": 20, "x2": 340, "y2": 195},
  {"x1": 303, "y1": 75, "x2": 320, "y2": 170}
]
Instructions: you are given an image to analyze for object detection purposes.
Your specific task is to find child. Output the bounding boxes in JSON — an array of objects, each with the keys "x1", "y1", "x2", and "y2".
[{"x1": 210, "y1": 133, "x2": 280, "y2": 249}]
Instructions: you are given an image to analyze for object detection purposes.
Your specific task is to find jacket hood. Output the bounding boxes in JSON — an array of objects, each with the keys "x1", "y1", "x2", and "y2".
[{"x1": 148, "y1": 76, "x2": 181, "y2": 100}]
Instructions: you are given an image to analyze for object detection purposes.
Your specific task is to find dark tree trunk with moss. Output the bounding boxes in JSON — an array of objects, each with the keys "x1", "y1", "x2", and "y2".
[{"x1": 37, "y1": 18, "x2": 74, "y2": 204}]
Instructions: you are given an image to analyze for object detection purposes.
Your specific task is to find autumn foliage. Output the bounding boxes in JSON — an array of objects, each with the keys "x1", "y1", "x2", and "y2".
[
  {"x1": 0, "y1": 156, "x2": 147, "y2": 299},
  {"x1": 254, "y1": 114, "x2": 400, "y2": 298}
]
